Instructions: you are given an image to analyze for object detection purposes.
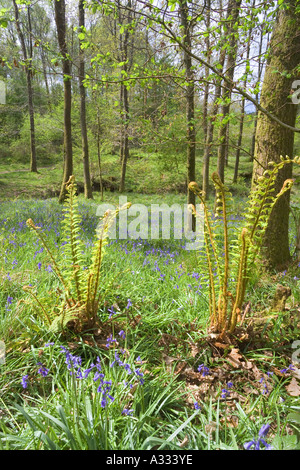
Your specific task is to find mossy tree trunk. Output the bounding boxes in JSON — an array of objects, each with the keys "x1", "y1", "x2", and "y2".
[{"x1": 252, "y1": 0, "x2": 300, "y2": 270}]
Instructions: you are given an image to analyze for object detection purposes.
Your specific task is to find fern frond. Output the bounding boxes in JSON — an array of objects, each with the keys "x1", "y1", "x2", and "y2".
[
  {"x1": 90, "y1": 202, "x2": 131, "y2": 310},
  {"x1": 26, "y1": 218, "x2": 75, "y2": 308},
  {"x1": 61, "y1": 176, "x2": 88, "y2": 302}
]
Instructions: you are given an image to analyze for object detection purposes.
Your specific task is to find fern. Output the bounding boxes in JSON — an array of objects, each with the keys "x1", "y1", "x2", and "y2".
[
  {"x1": 189, "y1": 156, "x2": 299, "y2": 338},
  {"x1": 26, "y1": 176, "x2": 131, "y2": 334}
]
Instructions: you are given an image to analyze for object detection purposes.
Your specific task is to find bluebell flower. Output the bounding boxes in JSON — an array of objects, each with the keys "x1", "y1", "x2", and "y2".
[
  {"x1": 259, "y1": 377, "x2": 269, "y2": 395},
  {"x1": 119, "y1": 330, "x2": 126, "y2": 340},
  {"x1": 126, "y1": 299, "x2": 132, "y2": 309},
  {"x1": 135, "y1": 368, "x2": 144, "y2": 385},
  {"x1": 197, "y1": 364, "x2": 210, "y2": 377},
  {"x1": 122, "y1": 408, "x2": 133, "y2": 416},
  {"x1": 244, "y1": 424, "x2": 272, "y2": 450},
  {"x1": 21, "y1": 375, "x2": 29, "y2": 389},
  {"x1": 83, "y1": 363, "x2": 95, "y2": 378},
  {"x1": 194, "y1": 401, "x2": 201, "y2": 410},
  {"x1": 280, "y1": 364, "x2": 295, "y2": 374},
  {"x1": 37, "y1": 362, "x2": 49, "y2": 377},
  {"x1": 221, "y1": 388, "x2": 230, "y2": 399},
  {"x1": 106, "y1": 334, "x2": 117, "y2": 349},
  {"x1": 108, "y1": 306, "x2": 116, "y2": 318}
]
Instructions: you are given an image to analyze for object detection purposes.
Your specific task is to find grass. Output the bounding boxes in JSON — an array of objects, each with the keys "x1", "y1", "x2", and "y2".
[{"x1": 1, "y1": 180, "x2": 300, "y2": 451}]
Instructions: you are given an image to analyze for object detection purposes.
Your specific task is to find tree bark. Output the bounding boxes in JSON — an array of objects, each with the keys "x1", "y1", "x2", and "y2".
[
  {"x1": 202, "y1": 13, "x2": 226, "y2": 199},
  {"x1": 118, "y1": 0, "x2": 132, "y2": 193},
  {"x1": 79, "y1": 0, "x2": 93, "y2": 199},
  {"x1": 250, "y1": 23, "x2": 266, "y2": 160},
  {"x1": 233, "y1": 0, "x2": 255, "y2": 183},
  {"x1": 180, "y1": 0, "x2": 196, "y2": 230},
  {"x1": 216, "y1": 0, "x2": 241, "y2": 183},
  {"x1": 252, "y1": 0, "x2": 300, "y2": 270},
  {"x1": 13, "y1": 0, "x2": 37, "y2": 173},
  {"x1": 54, "y1": 0, "x2": 73, "y2": 203}
]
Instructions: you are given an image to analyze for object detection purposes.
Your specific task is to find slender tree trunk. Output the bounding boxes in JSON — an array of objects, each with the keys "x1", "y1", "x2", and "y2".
[
  {"x1": 250, "y1": 24, "x2": 266, "y2": 160},
  {"x1": 54, "y1": 0, "x2": 73, "y2": 203},
  {"x1": 119, "y1": 81, "x2": 130, "y2": 192},
  {"x1": 202, "y1": 0, "x2": 211, "y2": 147},
  {"x1": 79, "y1": 0, "x2": 93, "y2": 199},
  {"x1": 203, "y1": 1, "x2": 226, "y2": 198},
  {"x1": 252, "y1": 0, "x2": 300, "y2": 269},
  {"x1": 180, "y1": 0, "x2": 196, "y2": 230},
  {"x1": 233, "y1": 1, "x2": 255, "y2": 183},
  {"x1": 216, "y1": 0, "x2": 241, "y2": 182},
  {"x1": 40, "y1": 46, "x2": 52, "y2": 113},
  {"x1": 13, "y1": 0, "x2": 37, "y2": 173},
  {"x1": 96, "y1": 107, "x2": 104, "y2": 201},
  {"x1": 119, "y1": 0, "x2": 132, "y2": 193}
]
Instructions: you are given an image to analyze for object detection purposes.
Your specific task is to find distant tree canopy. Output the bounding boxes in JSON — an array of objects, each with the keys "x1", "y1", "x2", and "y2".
[{"x1": 1, "y1": 0, "x2": 300, "y2": 268}]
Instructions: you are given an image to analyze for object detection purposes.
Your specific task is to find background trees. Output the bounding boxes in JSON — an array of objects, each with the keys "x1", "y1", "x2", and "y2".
[
  {"x1": 1, "y1": 0, "x2": 300, "y2": 268},
  {"x1": 252, "y1": 0, "x2": 300, "y2": 269}
]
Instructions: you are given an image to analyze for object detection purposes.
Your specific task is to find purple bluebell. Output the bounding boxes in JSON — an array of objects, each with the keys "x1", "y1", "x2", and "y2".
[
  {"x1": 119, "y1": 330, "x2": 126, "y2": 340},
  {"x1": 197, "y1": 364, "x2": 210, "y2": 377},
  {"x1": 244, "y1": 424, "x2": 272, "y2": 450},
  {"x1": 37, "y1": 362, "x2": 49, "y2": 377},
  {"x1": 21, "y1": 375, "x2": 29, "y2": 389}
]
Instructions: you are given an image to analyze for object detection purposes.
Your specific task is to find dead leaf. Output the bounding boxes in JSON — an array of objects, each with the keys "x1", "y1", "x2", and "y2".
[
  {"x1": 292, "y1": 367, "x2": 300, "y2": 381},
  {"x1": 179, "y1": 435, "x2": 189, "y2": 448},
  {"x1": 215, "y1": 342, "x2": 228, "y2": 349},
  {"x1": 227, "y1": 348, "x2": 243, "y2": 368},
  {"x1": 189, "y1": 342, "x2": 200, "y2": 357},
  {"x1": 286, "y1": 378, "x2": 300, "y2": 397}
]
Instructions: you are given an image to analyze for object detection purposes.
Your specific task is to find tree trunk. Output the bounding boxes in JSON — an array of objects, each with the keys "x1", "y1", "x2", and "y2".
[
  {"x1": 118, "y1": 0, "x2": 132, "y2": 193},
  {"x1": 54, "y1": 0, "x2": 73, "y2": 203},
  {"x1": 119, "y1": 81, "x2": 130, "y2": 192},
  {"x1": 79, "y1": 0, "x2": 93, "y2": 199},
  {"x1": 250, "y1": 23, "x2": 266, "y2": 160},
  {"x1": 13, "y1": 0, "x2": 37, "y2": 173},
  {"x1": 233, "y1": 1, "x2": 255, "y2": 183},
  {"x1": 180, "y1": 0, "x2": 196, "y2": 230},
  {"x1": 202, "y1": 33, "x2": 226, "y2": 199},
  {"x1": 252, "y1": 0, "x2": 300, "y2": 270},
  {"x1": 202, "y1": 0, "x2": 211, "y2": 147},
  {"x1": 216, "y1": 0, "x2": 241, "y2": 183}
]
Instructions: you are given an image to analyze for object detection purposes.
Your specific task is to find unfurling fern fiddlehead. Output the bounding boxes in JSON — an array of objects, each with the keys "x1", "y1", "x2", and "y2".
[
  {"x1": 26, "y1": 176, "x2": 131, "y2": 334},
  {"x1": 189, "y1": 156, "x2": 298, "y2": 338}
]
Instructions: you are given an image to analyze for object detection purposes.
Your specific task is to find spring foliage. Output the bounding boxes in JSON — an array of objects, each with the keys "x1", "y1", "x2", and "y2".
[
  {"x1": 189, "y1": 156, "x2": 299, "y2": 338},
  {"x1": 25, "y1": 175, "x2": 131, "y2": 333}
]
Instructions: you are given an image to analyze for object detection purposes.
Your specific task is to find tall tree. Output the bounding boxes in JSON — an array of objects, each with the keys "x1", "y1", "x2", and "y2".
[
  {"x1": 250, "y1": 19, "x2": 268, "y2": 160},
  {"x1": 203, "y1": 0, "x2": 226, "y2": 198},
  {"x1": 252, "y1": 0, "x2": 300, "y2": 269},
  {"x1": 216, "y1": 0, "x2": 241, "y2": 183},
  {"x1": 118, "y1": 0, "x2": 134, "y2": 193},
  {"x1": 233, "y1": 0, "x2": 256, "y2": 183},
  {"x1": 179, "y1": 0, "x2": 196, "y2": 227},
  {"x1": 12, "y1": 0, "x2": 37, "y2": 173},
  {"x1": 54, "y1": 0, "x2": 73, "y2": 203},
  {"x1": 78, "y1": 0, "x2": 93, "y2": 199}
]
